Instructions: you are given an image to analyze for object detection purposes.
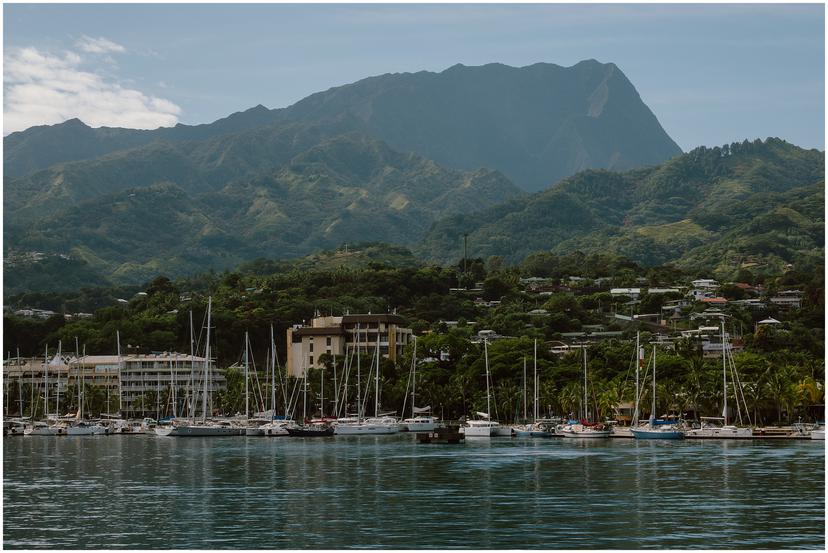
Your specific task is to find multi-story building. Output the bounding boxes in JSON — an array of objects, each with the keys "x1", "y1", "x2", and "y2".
[
  {"x1": 2, "y1": 352, "x2": 223, "y2": 417},
  {"x1": 286, "y1": 313, "x2": 413, "y2": 377}
]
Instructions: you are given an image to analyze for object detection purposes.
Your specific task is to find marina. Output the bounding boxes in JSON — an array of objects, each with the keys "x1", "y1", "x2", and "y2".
[{"x1": 3, "y1": 433, "x2": 823, "y2": 549}]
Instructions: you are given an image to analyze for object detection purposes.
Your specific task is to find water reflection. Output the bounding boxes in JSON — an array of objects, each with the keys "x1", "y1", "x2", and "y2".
[{"x1": 3, "y1": 435, "x2": 824, "y2": 549}]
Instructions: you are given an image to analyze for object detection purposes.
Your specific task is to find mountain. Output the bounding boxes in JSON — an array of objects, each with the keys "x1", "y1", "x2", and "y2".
[
  {"x1": 418, "y1": 138, "x2": 824, "y2": 277},
  {"x1": 4, "y1": 133, "x2": 521, "y2": 293},
  {"x1": 5, "y1": 60, "x2": 682, "y2": 191},
  {"x1": 279, "y1": 60, "x2": 682, "y2": 191}
]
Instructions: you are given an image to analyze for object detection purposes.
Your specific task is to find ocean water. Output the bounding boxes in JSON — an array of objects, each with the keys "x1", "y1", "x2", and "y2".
[{"x1": 3, "y1": 434, "x2": 824, "y2": 549}]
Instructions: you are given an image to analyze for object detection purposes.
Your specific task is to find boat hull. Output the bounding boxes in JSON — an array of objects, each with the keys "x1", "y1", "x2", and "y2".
[
  {"x1": 559, "y1": 430, "x2": 611, "y2": 438},
  {"x1": 334, "y1": 423, "x2": 399, "y2": 435},
  {"x1": 631, "y1": 428, "x2": 685, "y2": 440},
  {"x1": 514, "y1": 429, "x2": 553, "y2": 438},
  {"x1": 811, "y1": 429, "x2": 825, "y2": 440},
  {"x1": 685, "y1": 426, "x2": 753, "y2": 439},
  {"x1": 155, "y1": 425, "x2": 241, "y2": 437},
  {"x1": 286, "y1": 427, "x2": 334, "y2": 437}
]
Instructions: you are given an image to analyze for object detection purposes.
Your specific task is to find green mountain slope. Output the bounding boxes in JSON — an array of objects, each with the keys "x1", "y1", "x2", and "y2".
[
  {"x1": 418, "y1": 138, "x2": 824, "y2": 277},
  {"x1": 5, "y1": 134, "x2": 521, "y2": 292}
]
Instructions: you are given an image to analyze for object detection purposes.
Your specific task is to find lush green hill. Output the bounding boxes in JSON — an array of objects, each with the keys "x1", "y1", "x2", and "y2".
[
  {"x1": 4, "y1": 134, "x2": 521, "y2": 292},
  {"x1": 4, "y1": 60, "x2": 681, "y2": 192},
  {"x1": 418, "y1": 138, "x2": 824, "y2": 278}
]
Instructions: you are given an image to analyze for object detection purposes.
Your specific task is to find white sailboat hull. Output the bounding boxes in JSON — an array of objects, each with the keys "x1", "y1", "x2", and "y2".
[
  {"x1": 155, "y1": 424, "x2": 241, "y2": 437},
  {"x1": 811, "y1": 429, "x2": 825, "y2": 440},
  {"x1": 685, "y1": 425, "x2": 752, "y2": 439},
  {"x1": 334, "y1": 423, "x2": 399, "y2": 435}
]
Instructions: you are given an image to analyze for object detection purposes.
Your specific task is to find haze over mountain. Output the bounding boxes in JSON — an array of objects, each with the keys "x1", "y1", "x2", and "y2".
[
  {"x1": 4, "y1": 60, "x2": 681, "y2": 191},
  {"x1": 418, "y1": 138, "x2": 824, "y2": 277}
]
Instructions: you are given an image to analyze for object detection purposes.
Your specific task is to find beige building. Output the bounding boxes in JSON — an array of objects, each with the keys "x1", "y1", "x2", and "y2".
[
  {"x1": 286, "y1": 313, "x2": 413, "y2": 377},
  {"x1": 3, "y1": 352, "x2": 222, "y2": 417}
]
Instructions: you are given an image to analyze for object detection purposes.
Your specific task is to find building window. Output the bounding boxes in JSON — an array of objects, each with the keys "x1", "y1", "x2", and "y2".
[
  {"x1": 326, "y1": 336, "x2": 331, "y2": 346},
  {"x1": 309, "y1": 355, "x2": 314, "y2": 366},
  {"x1": 309, "y1": 341, "x2": 314, "y2": 353}
]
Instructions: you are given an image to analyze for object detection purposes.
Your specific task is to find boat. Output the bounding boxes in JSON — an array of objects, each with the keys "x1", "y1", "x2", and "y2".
[
  {"x1": 631, "y1": 344, "x2": 684, "y2": 440},
  {"x1": 401, "y1": 337, "x2": 442, "y2": 432},
  {"x1": 417, "y1": 425, "x2": 464, "y2": 444},
  {"x1": 686, "y1": 321, "x2": 753, "y2": 439},
  {"x1": 461, "y1": 339, "x2": 505, "y2": 438},
  {"x1": 24, "y1": 420, "x2": 69, "y2": 436},
  {"x1": 154, "y1": 298, "x2": 239, "y2": 437},
  {"x1": 286, "y1": 423, "x2": 334, "y2": 437},
  {"x1": 514, "y1": 341, "x2": 554, "y2": 438},
  {"x1": 4, "y1": 420, "x2": 27, "y2": 436},
  {"x1": 334, "y1": 338, "x2": 399, "y2": 435},
  {"x1": 685, "y1": 417, "x2": 753, "y2": 439},
  {"x1": 559, "y1": 346, "x2": 610, "y2": 439},
  {"x1": 811, "y1": 427, "x2": 825, "y2": 440}
]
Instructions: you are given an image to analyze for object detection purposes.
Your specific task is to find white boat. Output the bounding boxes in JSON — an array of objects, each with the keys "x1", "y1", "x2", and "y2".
[
  {"x1": 685, "y1": 417, "x2": 753, "y2": 438},
  {"x1": 259, "y1": 420, "x2": 293, "y2": 436},
  {"x1": 402, "y1": 415, "x2": 441, "y2": 432},
  {"x1": 462, "y1": 339, "x2": 504, "y2": 438},
  {"x1": 334, "y1": 340, "x2": 399, "y2": 435},
  {"x1": 513, "y1": 341, "x2": 553, "y2": 437},
  {"x1": 560, "y1": 346, "x2": 610, "y2": 439},
  {"x1": 155, "y1": 420, "x2": 241, "y2": 437},
  {"x1": 811, "y1": 428, "x2": 825, "y2": 440},
  {"x1": 686, "y1": 321, "x2": 753, "y2": 438},
  {"x1": 24, "y1": 421, "x2": 69, "y2": 436},
  {"x1": 400, "y1": 337, "x2": 442, "y2": 432},
  {"x1": 4, "y1": 420, "x2": 27, "y2": 436},
  {"x1": 631, "y1": 344, "x2": 684, "y2": 440}
]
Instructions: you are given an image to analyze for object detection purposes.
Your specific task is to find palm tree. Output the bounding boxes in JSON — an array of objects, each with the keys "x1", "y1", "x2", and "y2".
[{"x1": 558, "y1": 381, "x2": 583, "y2": 419}]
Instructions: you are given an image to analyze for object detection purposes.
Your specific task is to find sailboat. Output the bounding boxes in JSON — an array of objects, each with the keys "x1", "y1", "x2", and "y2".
[
  {"x1": 558, "y1": 346, "x2": 610, "y2": 438},
  {"x1": 630, "y1": 345, "x2": 684, "y2": 440},
  {"x1": 156, "y1": 298, "x2": 239, "y2": 437},
  {"x1": 462, "y1": 339, "x2": 506, "y2": 438},
  {"x1": 335, "y1": 336, "x2": 399, "y2": 435},
  {"x1": 286, "y1": 371, "x2": 333, "y2": 437},
  {"x1": 685, "y1": 321, "x2": 753, "y2": 438},
  {"x1": 401, "y1": 337, "x2": 441, "y2": 432},
  {"x1": 514, "y1": 340, "x2": 554, "y2": 437}
]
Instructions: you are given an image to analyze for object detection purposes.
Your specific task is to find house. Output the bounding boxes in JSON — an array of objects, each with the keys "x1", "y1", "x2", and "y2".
[
  {"x1": 769, "y1": 290, "x2": 804, "y2": 310},
  {"x1": 610, "y1": 288, "x2": 641, "y2": 300}
]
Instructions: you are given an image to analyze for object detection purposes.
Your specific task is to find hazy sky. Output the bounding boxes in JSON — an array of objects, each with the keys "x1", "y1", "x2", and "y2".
[{"x1": 4, "y1": 3, "x2": 824, "y2": 150}]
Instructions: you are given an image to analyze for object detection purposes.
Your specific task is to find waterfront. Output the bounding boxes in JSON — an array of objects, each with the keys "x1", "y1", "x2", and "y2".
[{"x1": 3, "y1": 435, "x2": 824, "y2": 549}]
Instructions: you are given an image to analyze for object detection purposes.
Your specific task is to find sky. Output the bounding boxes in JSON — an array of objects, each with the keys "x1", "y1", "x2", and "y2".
[{"x1": 3, "y1": 3, "x2": 825, "y2": 150}]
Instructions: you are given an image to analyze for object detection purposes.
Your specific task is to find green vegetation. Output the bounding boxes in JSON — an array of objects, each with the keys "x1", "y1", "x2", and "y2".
[
  {"x1": 4, "y1": 249, "x2": 823, "y2": 425},
  {"x1": 419, "y1": 138, "x2": 824, "y2": 280}
]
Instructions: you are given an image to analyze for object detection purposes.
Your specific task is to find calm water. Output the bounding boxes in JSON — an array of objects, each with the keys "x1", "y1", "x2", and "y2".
[{"x1": 3, "y1": 434, "x2": 824, "y2": 549}]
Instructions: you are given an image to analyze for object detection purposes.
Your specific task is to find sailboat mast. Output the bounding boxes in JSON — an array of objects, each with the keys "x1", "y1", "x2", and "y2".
[
  {"x1": 333, "y1": 353, "x2": 338, "y2": 420},
  {"x1": 484, "y1": 339, "x2": 491, "y2": 419},
  {"x1": 203, "y1": 297, "x2": 212, "y2": 422},
  {"x1": 189, "y1": 312, "x2": 195, "y2": 421},
  {"x1": 116, "y1": 331, "x2": 123, "y2": 416},
  {"x1": 374, "y1": 338, "x2": 380, "y2": 418},
  {"x1": 534, "y1": 339, "x2": 538, "y2": 422},
  {"x1": 522, "y1": 357, "x2": 527, "y2": 422},
  {"x1": 411, "y1": 336, "x2": 417, "y2": 419},
  {"x1": 633, "y1": 332, "x2": 640, "y2": 424},
  {"x1": 43, "y1": 345, "x2": 49, "y2": 419},
  {"x1": 244, "y1": 331, "x2": 249, "y2": 420},
  {"x1": 583, "y1": 345, "x2": 588, "y2": 421},
  {"x1": 75, "y1": 337, "x2": 81, "y2": 420},
  {"x1": 651, "y1": 345, "x2": 657, "y2": 423},
  {"x1": 320, "y1": 365, "x2": 325, "y2": 419},
  {"x1": 270, "y1": 325, "x2": 276, "y2": 419},
  {"x1": 356, "y1": 324, "x2": 361, "y2": 421},
  {"x1": 17, "y1": 348, "x2": 23, "y2": 416},
  {"x1": 56, "y1": 340, "x2": 62, "y2": 417},
  {"x1": 721, "y1": 320, "x2": 728, "y2": 425}
]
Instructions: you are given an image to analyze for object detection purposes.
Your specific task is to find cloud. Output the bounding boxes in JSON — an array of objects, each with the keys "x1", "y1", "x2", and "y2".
[
  {"x1": 4, "y1": 46, "x2": 181, "y2": 134},
  {"x1": 75, "y1": 35, "x2": 126, "y2": 54}
]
